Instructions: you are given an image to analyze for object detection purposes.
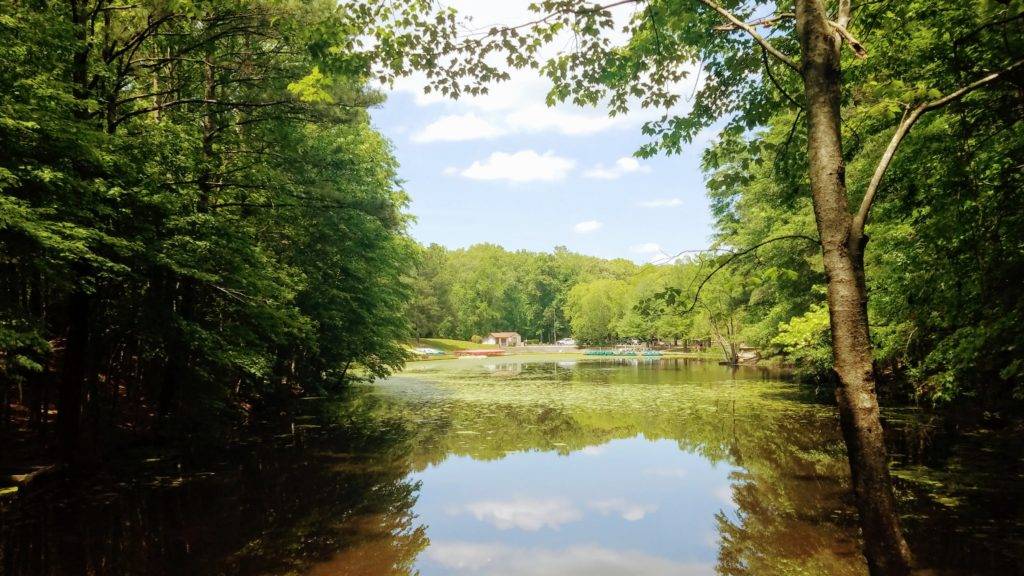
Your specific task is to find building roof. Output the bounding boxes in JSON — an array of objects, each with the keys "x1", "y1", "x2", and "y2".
[{"x1": 489, "y1": 332, "x2": 520, "y2": 338}]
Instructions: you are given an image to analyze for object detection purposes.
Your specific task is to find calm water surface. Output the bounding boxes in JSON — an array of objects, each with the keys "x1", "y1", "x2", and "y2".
[{"x1": 2, "y1": 357, "x2": 1022, "y2": 575}]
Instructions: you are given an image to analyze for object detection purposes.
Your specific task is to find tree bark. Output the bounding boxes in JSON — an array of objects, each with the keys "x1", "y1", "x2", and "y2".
[
  {"x1": 58, "y1": 288, "x2": 88, "y2": 463},
  {"x1": 795, "y1": 1, "x2": 913, "y2": 575},
  {"x1": 59, "y1": 0, "x2": 94, "y2": 465},
  {"x1": 160, "y1": 57, "x2": 216, "y2": 419}
]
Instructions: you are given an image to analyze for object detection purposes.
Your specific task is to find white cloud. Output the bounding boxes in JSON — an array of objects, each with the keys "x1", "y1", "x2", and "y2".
[
  {"x1": 578, "y1": 445, "x2": 606, "y2": 456},
  {"x1": 639, "y1": 198, "x2": 684, "y2": 208},
  {"x1": 573, "y1": 220, "x2": 603, "y2": 234},
  {"x1": 631, "y1": 243, "x2": 686, "y2": 264},
  {"x1": 643, "y1": 467, "x2": 689, "y2": 479},
  {"x1": 715, "y1": 484, "x2": 736, "y2": 507},
  {"x1": 390, "y1": 73, "x2": 449, "y2": 107},
  {"x1": 426, "y1": 542, "x2": 715, "y2": 576},
  {"x1": 507, "y1": 106, "x2": 626, "y2": 136},
  {"x1": 455, "y1": 150, "x2": 575, "y2": 182},
  {"x1": 456, "y1": 498, "x2": 583, "y2": 531},
  {"x1": 588, "y1": 498, "x2": 658, "y2": 522},
  {"x1": 631, "y1": 242, "x2": 663, "y2": 255},
  {"x1": 584, "y1": 157, "x2": 652, "y2": 180},
  {"x1": 411, "y1": 113, "x2": 507, "y2": 143},
  {"x1": 425, "y1": 541, "x2": 507, "y2": 571},
  {"x1": 399, "y1": 73, "x2": 639, "y2": 141},
  {"x1": 391, "y1": 2, "x2": 703, "y2": 143}
]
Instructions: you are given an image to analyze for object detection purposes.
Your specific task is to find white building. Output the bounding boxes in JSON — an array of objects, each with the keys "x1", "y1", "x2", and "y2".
[{"x1": 483, "y1": 332, "x2": 522, "y2": 347}]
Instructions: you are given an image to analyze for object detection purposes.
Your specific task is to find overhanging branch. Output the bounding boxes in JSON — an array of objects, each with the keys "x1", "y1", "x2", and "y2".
[
  {"x1": 762, "y1": 46, "x2": 802, "y2": 109},
  {"x1": 698, "y1": 0, "x2": 800, "y2": 73},
  {"x1": 852, "y1": 58, "x2": 1024, "y2": 235},
  {"x1": 650, "y1": 235, "x2": 820, "y2": 317},
  {"x1": 713, "y1": 12, "x2": 794, "y2": 31}
]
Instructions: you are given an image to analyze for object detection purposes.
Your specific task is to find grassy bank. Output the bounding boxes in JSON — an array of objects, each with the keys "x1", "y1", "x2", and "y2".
[{"x1": 405, "y1": 338, "x2": 498, "y2": 360}]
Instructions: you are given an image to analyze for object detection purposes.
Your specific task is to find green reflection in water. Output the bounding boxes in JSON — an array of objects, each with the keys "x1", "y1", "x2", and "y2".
[
  {"x1": 1, "y1": 357, "x2": 1021, "y2": 575},
  {"x1": 365, "y1": 357, "x2": 861, "y2": 576},
  {"x1": 358, "y1": 356, "x2": 1023, "y2": 576}
]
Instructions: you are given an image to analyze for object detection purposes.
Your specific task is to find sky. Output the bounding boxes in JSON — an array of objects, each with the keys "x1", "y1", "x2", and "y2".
[{"x1": 368, "y1": 1, "x2": 717, "y2": 264}]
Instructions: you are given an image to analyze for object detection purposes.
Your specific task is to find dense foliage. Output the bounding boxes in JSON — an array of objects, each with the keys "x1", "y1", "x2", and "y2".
[
  {"x1": 396, "y1": 0, "x2": 1024, "y2": 409},
  {"x1": 698, "y1": 2, "x2": 1024, "y2": 404},
  {"x1": 407, "y1": 243, "x2": 735, "y2": 356},
  {"x1": 0, "y1": 0, "x2": 415, "y2": 452},
  {"x1": 407, "y1": 244, "x2": 635, "y2": 343}
]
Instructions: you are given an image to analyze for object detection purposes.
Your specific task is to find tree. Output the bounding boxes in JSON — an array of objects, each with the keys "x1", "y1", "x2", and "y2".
[
  {"x1": 406, "y1": 243, "x2": 640, "y2": 342},
  {"x1": 565, "y1": 279, "x2": 629, "y2": 344},
  {"x1": 1, "y1": 0, "x2": 415, "y2": 457},
  {"x1": 407, "y1": 244, "x2": 452, "y2": 339}
]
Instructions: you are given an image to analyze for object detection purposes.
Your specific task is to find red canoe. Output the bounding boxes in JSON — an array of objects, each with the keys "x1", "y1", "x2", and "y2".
[{"x1": 454, "y1": 349, "x2": 508, "y2": 357}]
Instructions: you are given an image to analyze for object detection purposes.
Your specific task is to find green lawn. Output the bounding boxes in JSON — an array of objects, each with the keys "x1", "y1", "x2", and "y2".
[{"x1": 407, "y1": 338, "x2": 498, "y2": 353}]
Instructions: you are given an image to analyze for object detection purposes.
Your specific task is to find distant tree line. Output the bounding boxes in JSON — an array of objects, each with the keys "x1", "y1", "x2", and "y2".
[
  {"x1": 407, "y1": 243, "x2": 744, "y2": 356},
  {"x1": 407, "y1": 244, "x2": 635, "y2": 344}
]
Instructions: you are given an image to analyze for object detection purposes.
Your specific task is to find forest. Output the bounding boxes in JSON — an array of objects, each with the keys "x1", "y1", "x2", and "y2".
[
  {"x1": 4, "y1": 0, "x2": 1020, "y2": 442},
  {"x1": 0, "y1": 0, "x2": 416, "y2": 456},
  {"x1": 2, "y1": 1, "x2": 1023, "y2": 575}
]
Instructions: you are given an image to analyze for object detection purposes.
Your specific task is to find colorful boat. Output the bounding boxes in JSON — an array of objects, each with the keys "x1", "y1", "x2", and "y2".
[
  {"x1": 455, "y1": 349, "x2": 508, "y2": 357},
  {"x1": 583, "y1": 349, "x2": 662, "y2": 357}
]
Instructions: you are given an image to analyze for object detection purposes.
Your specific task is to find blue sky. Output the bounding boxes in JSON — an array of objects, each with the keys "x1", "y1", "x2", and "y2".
[
  {"x1": 410, "y1": 437, "x2": 738, "y2": 575},
  {"x1": 368, "y1": 1, "x2": 718, "y2": 264}
]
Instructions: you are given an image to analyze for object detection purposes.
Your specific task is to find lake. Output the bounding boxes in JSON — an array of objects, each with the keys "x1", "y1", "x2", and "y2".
[{"x1": 1, "y1": 357, "x2": 1022, "y2": 575}]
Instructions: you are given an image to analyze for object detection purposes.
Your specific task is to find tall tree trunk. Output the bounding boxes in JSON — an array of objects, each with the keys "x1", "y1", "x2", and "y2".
[
  {"x1": 59, "y1": 0, "x2": 96, "y2": 465},
  {"x1": 58, "y1": 289, "x2": 88, "y2": 462},
  {"x1": 795, "y1": 1, "x2": 913, "y2": 575},
  {"x1": 160, "y1": 57, "x2": 216, "y2": 420}
]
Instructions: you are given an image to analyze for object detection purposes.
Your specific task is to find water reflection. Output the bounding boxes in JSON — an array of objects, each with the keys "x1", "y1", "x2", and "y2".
[
  {"x1": 0, "y1": 402, "x2": 427, "y2": 576},
  {"x1": 377, "y1": 357, "x2": 862, "y2": 576},
  {"x1": 1, "y1": 357, "x2": 1021, "y2": 575},
  {"x1": 411, "y1": 438, "x2": 734, "y2": 576}
]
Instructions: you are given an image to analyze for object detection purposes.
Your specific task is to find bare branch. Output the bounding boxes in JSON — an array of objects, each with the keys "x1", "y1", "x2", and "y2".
[
  {"x1": 97, "y1": 4, "x2": 138, "y2": 11},
  {"x1": 837, "y1": 0, "x2": 852, "y2": 28},
  {"x1": 852, "y1": 58, "x2": 1024, "y2": 235},
  {"x1": 654, "y1": 235, "x2": 820, "y2": 316},
  {"x1": 761, "y1": 46, "x2": 803, "y2": 109},
  {"x1": 112, "y1": 98, "x2": 304, "y2": 128},
  {"x1": 773, "y1": 109, "x2": 804, "y2": 170},
  {"x1": 713, "y1": 12, "x2": 794, "y2": 31},
  {"x1": 699, "y1": 0, "x2": 800, "y2": 73},
  {"x1": 830, "y1": 21, "x2": 866, "y2": 58}
]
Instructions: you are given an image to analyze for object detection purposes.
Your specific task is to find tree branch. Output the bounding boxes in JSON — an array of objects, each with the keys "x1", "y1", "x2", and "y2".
[
  {"x1": 774, "y1": 109, "x2": 804, "y2": 170},
  {"x1": 761, "y1": 46, "x2": 803, "y2": 109},
  {"x1": 699, "y1": 0, "x2": 800, "y2": 73},
  {"x1": 655, "y1": 235, "x2": 820, "y2": 316},
  {"x1": 112, "y1": 98, "x2": 298, "y2": 128},
  {"x1": 830, "y1": 21, "x2": 866, "y2": 58},
  {"x1": 837, "y1": 0, "x2": 852, "y2": 28},
  {"x1": 713, "y1": 12, "x2": 794, "y2": 31},
  {"x1": 852, "y1": 58, "x2": 1024, "y2": 235}
]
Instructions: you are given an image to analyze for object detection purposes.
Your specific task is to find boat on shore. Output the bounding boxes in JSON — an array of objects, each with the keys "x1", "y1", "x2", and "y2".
[
  {"x1": 455, "y1": 349, "x2": 508, "y2": 358},
  {"x1": 583, "y1": 349, "x2": 662, "y2": 357}
]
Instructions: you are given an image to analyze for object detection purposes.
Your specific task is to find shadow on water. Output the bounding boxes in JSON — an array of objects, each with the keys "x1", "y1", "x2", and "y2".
[
  {"x1": 1, "y1": 357, "x2": 1022, "y2": 575},
  {"x1": 0, "y1": 393, "x2": 427, "y2": 576}
]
